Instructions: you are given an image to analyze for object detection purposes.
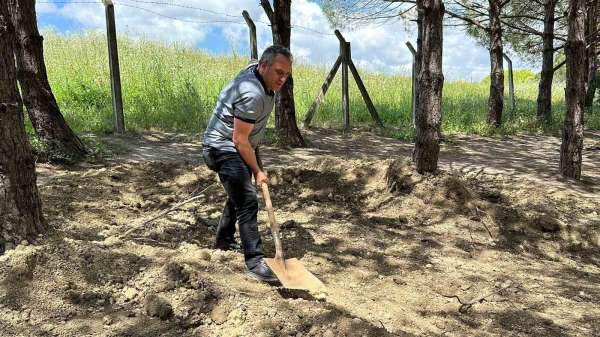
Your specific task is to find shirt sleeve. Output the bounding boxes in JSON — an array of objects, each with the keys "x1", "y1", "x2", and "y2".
[{"x1": 232, "y1": 93, "x2": 262, "y2": 124}]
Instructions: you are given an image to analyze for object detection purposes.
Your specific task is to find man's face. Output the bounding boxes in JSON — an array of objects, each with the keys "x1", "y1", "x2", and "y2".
[{"x1": 259, "y1": 54, "x2": 292, "y2": 92}]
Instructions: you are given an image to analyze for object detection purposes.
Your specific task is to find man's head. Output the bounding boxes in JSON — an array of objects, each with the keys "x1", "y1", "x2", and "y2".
[{"x1": 258, "y1": 45, "x2": 293, "y2": 92}]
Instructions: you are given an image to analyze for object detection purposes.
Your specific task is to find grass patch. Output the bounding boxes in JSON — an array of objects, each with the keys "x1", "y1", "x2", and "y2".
[{"x1": 41, "y1": 30, "x2": 599, "y2": 139}]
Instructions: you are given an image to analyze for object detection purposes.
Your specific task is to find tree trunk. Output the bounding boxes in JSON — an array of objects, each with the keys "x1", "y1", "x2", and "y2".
[
  {"x1": 587, "y1": 69, "x2": 598, "y2": 108},
  {"x1": 261, "y1": 0, "x2": 305, "y2": 147},
  {"x1": 560, "y1": 0, "x2": 586, "y2": 179},
  {"x1": 7, "y1": 0, "x2": 87, "y2": 161},
  {"x1": 0, "y1": 2, "x2": 45, "y2": 253},
  {"x1": 584, "y1": 0, "x2": 599, "y2": 108},
  {"x1": 413, "y1": 0, "x2": 444, "y2": 174},
  {"x1": 414, "y1": 8, "x2": 424, "y2": 122},
  {"x1": 487, "y1": 0, "x2": 504, "y2": 127},
  {"x1": 537, "y1": 0, "x2": 557, "y2": 122}
]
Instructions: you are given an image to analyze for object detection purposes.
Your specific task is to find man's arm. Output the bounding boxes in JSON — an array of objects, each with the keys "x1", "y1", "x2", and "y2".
[{"x1": 232, "y1": 118, "x2": 268, "y2": 185}]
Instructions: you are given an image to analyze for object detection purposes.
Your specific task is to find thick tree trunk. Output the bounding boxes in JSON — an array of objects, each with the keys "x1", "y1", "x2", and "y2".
[
  {"x1": 0, "y1": 2, "x2": 45, "y2": 253},
  {"x1": 414, "y1": 8, "x2": 424, "y2": 120},
  {"x1": 587, "y1": 69, "x2": 598, "y2": 106},
  {"x1": 537, "y1": 0, "x2": 557, "y2": 122},
  {"x1": 413, "y1": 0, "x2": 444, "y2": 174},
  {"x1": 584, "y1": 0, "x2": 599, "y2": 107},
  {"x1": 7, "y1": 0, "x2": 87, "y2": 160},
  {"x1": 487, "y1": 0, "x2": 504, "y2": 127},
  {"x1": 560, "y1": 0, "x2": 586, "y2": 179},
  {"x1": 261, "y1": 0, "x2": 305, "y2": 147}
]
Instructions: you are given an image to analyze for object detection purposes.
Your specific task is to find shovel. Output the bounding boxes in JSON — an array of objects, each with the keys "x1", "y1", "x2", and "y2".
[{"x1": 260, "y1": 183, "x2": 324, "y2": 291}]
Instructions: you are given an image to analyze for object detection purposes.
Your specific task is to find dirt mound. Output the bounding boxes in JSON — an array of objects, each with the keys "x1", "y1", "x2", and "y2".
[{"x1": 1, "y1": 156, "x2": 599, "y2": 337}]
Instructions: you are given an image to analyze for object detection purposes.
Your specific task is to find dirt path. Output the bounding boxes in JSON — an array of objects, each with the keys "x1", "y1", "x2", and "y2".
[
  {"x1": 2, "y1": 128, "x2": 599, "y2": 337},
  {"x1": 80, "y1": 128, "x2": 600, "y2": 199}
]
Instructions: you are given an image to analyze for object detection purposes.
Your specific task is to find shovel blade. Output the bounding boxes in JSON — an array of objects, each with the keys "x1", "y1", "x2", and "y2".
[{"x1": 265, "y1": 257, "x2": 324, "y2": 291}]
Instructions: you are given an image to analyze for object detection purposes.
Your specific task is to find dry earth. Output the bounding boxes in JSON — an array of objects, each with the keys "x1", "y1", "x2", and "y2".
[{"x1": 1, "y1": 128, "x2": 599, "y2": 337}]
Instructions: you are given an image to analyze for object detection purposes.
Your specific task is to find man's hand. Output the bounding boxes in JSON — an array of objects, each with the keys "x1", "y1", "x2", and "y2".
[
  {"x1": 255, "y1": 170, "x2": 269, "y2": 187},
  {"x1": 233, "y1": 118, "x2": 263, "y2": 178}
]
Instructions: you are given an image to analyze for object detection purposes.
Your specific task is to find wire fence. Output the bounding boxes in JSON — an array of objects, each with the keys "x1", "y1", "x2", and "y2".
[{"x1": 37, "y1": 0, "x2": 336, "y2": 36}]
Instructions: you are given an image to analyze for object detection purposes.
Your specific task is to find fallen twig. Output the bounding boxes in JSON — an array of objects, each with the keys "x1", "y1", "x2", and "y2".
[
  {"x1": 120, "y1": 183, "x2": 216, "y2": 239},
  {"x1": 475, "y1": 206, "x2": 494, "y2": 239},
  {"x1": 378, "y1": 320, "x2": 402, "y2": 336},
  {"x1": 439, "y1": 281, "x2": 514, "y2": 313}
]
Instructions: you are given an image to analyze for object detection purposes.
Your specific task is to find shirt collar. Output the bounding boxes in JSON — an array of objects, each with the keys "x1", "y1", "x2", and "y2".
[{"x1": 253, "y1": 65, "x2": 274, "y2": 97}]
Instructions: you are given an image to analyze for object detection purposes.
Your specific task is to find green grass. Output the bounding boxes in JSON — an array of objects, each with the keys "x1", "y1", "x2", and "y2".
[{"x1": 41, "y1": 30, "x2": 599, "y2": 140}]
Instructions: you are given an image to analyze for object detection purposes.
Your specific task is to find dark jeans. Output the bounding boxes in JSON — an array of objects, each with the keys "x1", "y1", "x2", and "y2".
[{"x1": 203, "y1": 148, "x2": 264, "y2": 268}]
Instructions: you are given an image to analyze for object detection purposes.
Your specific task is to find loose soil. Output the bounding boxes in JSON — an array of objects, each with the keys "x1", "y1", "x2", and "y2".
[{"x1": 1, "y1": 128, "x2": 599, "y2": 337}]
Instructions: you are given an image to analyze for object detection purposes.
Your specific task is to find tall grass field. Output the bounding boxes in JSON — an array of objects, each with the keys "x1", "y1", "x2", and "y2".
[{"x1": 40, "y1": 31, "x2": 599, "y2": 140}]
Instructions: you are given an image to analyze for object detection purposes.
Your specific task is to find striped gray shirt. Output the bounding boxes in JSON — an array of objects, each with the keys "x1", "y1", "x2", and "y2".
[{"x1": 202, "y1": 64, "x2": 275, "y2": 152}]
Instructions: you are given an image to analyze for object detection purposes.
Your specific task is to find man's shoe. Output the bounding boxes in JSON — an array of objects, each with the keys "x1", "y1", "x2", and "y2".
[
  {"x1": 246, "y1": 259, "x2": 279, "y2": 283},
  {"x1": 213, "y1": 240, "x2": 240, "y2": 252}
]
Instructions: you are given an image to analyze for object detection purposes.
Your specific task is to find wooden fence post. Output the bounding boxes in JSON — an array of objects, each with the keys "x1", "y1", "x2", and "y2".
[
  {"x1": 242, "y1": 10, "x2": 258, "y2": 60},
  {"x1": 341, "y1": 40, "x2": 350, "y2": 130},
  {"x1": 503, "y1": 53, "x2": 516, "y2": 114},
  {"x1": 406, "y1": 41, "x2": 417, "y2": 128},
  {"x1": 303, "y1": 56, "x2": 342, "y2": 127},
  {"x1": 305, "y1": 30, "x2": 382, "y2": 129},
  {"x1": 102, "y1": 0, "x2": 125, "y2": 134}
]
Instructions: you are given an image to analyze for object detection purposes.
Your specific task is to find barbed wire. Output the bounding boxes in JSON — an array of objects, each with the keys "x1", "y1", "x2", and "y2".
[
  {"x1": 38, "y1": 1, "x2": 102, "y2": 3},
  {"x1": 117, "y1": 0, "x2": 240, "y2": 18},
  {"x1": 39, "y1": 0, "x2": 335, "y2": 36},
  {"x1": 118, "y1": 0, "x2": 334, "y2": 35},
  {"x1": 38, "y1": 0, "x2": 336, "y2": 37},
  {"x1": 115, "y1": 2, "x2": 246, "y2": 25}
]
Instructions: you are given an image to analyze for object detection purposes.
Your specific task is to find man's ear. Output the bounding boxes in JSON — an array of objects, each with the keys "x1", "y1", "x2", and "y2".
[{"x1": 258, "y1": 62, "x2": 268, "y2": 72}]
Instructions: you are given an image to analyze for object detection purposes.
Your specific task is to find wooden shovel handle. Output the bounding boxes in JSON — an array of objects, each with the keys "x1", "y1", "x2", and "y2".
[{"x1": 261, "y1": 183, "x2": 284, "y2": 260}]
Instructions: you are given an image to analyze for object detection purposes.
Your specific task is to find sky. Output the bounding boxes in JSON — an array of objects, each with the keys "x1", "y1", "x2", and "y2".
[{"x1": 35, "y1": 0, "x2": 535, "y2": 81}]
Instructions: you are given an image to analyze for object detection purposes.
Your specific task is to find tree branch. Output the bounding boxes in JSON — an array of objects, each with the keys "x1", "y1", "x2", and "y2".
[{"x1": 260, "y1": 0, "x2": 274, "y2": 24}]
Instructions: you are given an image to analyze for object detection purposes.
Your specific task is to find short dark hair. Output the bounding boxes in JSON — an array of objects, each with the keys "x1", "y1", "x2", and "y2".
[{"x1": 259, "y1": 45, "x2": 293, "y2": 66}]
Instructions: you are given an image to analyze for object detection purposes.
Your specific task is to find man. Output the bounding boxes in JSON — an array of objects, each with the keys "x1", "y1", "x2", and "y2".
[{"x1": 202, "y1": 45, "x2": 292, "y2": 283}]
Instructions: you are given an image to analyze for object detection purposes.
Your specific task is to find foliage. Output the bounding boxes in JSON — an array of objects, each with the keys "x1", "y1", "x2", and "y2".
[{"x1": 39, "y1": 30, "x2": 599, "y2": 142}]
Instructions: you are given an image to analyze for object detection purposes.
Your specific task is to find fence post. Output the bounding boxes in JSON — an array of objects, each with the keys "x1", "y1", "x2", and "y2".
[
  {"x1": 406, "y1": 41, "x2": 417, "y2": 128},
  {"x1": 305, "y1": 30, "x2": 382, "y2": 129},
  {"x1": 303, "y1": 56, "x2": 342, "y2": 127},
  {"x1": 348, "y1": 59, "x2": 383, "y2": 127},
  {"x1": 242, "y1": 11, "x2": 258, "y2": 60},
  {"x1": 336, "y1": 31, "x2": 350, "y2": 131},
  {"x1": 102, "y1": 0, "x2": 125, "y2": 134},
  {"x1": 503, "y1": 53, "x2": 516, "y2": 114}
]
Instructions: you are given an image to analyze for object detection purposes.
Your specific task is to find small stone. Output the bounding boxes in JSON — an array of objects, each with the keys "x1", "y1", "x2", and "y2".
[
  {"x1": 103, "y1": 315, "x2": 113, "y2": 325},
  {"x1": 42, "y1": 324, "x2": 55, "y2": 332},
  {"x1": 425, "y1": 264, "x2": 432, "y2": 268},
  {"x1": 314, "y1": 292, "x2": 327, "y2": 301},
  {"x1": 144, "y1": 294, "x2": 173, "y2": 320},
  {"x1": 123, "y1": 287, "x2": 138, "y2": 301},
  {"x1": 533, "y1": 215, "x2": 560, "y2": 233},
  {"x1": 20, "y1": 240, "x2": 28, "y2": 246},
  {"x1": 323, "y1": 329, "x2": 335, "y2": 337}
]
